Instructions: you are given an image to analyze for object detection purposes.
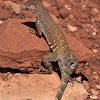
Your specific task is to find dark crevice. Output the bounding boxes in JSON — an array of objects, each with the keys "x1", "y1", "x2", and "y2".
[
  {"x1": 0, "y1": 67, "x2": 22, "y2": 73},
  {"x1": 22, "y1": 22, "x2": 36, "y2": 29},
  {"x1": 71, "y1": 73, "x2": 88, "y2": 81}
]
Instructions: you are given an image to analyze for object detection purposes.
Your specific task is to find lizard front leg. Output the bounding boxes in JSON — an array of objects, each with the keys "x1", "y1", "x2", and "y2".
[{"x1": 30, "y1": 20, "x2": 43, "y2": 36}]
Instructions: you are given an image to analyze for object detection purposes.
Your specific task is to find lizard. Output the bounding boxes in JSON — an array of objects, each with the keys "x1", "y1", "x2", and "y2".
[{"x1": 24, "y1": 0, "x2": 78, "y2": 100}]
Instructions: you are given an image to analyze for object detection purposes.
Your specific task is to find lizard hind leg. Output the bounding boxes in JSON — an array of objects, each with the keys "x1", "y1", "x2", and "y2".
[{"x1": 38, "y1": 52, "x2": 59, "y2": 74}]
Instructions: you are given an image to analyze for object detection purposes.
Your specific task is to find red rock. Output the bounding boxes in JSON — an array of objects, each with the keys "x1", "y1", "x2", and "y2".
[
  {"x1": 68, "y1": 14, "x2": 74, "y2": 20},
  {"x1": 88, "y1": 75, "x2": 96, "y2": 82},
  {"x1": 92, "y1": 49, "x2": 98, "y2": 53},
  {"x1": 0, "y1": 72, "x2": 88, "y2": 100},
  {"x1": 83, "y1": 0, "x2": 89, "y2": 6},
  {"x1": 83, "y1": 80, "x2": 90, "y2": 91},
  {"x1": 0, "y1": 2, "x2": 5, "y2": 7},
  {"x1": 90, "y1": 8, "x2": 98, "y2": 16},
  {"x1": 90, "y1": 61, "x2": 100, "y2": 70},
  {"x1": 71, "y1": 8, "x2": 80, "y2": 18},
  {"x1": 85, "y1": 67, "x2": 92, "y2": 76},
  {"x1": 50, "y1": 13, "x2": 59, "y2": 24},
  {"x1": 59, "y1": 6, "x2": 70, "y2": 18},
  {"x1": 79, "y1": 28, "x2": 88, "y2": 38},
  {"x1": 56, "y1": 0, "x2": 65, "y2": 4},
  {"x1": 46, "y1": 6, "x2": 53, "y2": 13},
  {"x1": 0, "y1": 18, "x2": 50, "y2": 70},
  {"x1": 75, "y1": 63, "x2": 85, "y2": 74},
  {"x1": 97, "y1": 92, "x2": 100, "y2": 99},
  {"x1": 74, "y1": 21, "x2": 81, "y2": 26},
  {"x1": 66, "y1": 25, "x2": 77, "y2": 32},
  {"x1": 80, "y1": 18, "x2": 90, "y2": 24},
  {"x1": 89, "y1": 83, "x2": 97, "y2": 91},
  {"x1": 0, "y1": 8, "x2": 11, "y2": 20},
  {"x1": 56, "y1": 2, "x2": 65, "y2": 9},
  {"x1": 62, "y1": 82, "x2": 88, "y2": 100},
  {"x1": 52, "y1": 9, "x2": 60, "y2": 18},
  {"x1": 4, "y1": 4, "x2": 11, "y2": 10},
  {"x1": 80, "y1": 13, "x2": 88, "y2": 19},
  {"x1": 4, "y1": 1, "x2": 13, "y2": 6},
  {"x1": 93, "y1": 17, "x2": 100, "y2": 22},
  {"x1": 9, "y1": 8, "x2": 14, "y2": 14},
  {"x1": 90, "y1": 88, "x2": 98, "y2": 96},
  {"x1": 88, "y1": 2, "x2": 97, "y2": 8},
  {"x1": 87, "y1": 27, "x2": 94, "y2": 34},
  {"x1": 60, "y1": 26, "x2": 92, "y2": 62},
  {"x1": 85, "y1": 99, "x2": 94, "y2": 100},
  {"x1": 42, "y1": 1, "x2": 51, "y2": 8},
  {"x1": 23, "y1": 8, "x2": 35, "y2": 18},
  {"x1": 76, "y1": 76, "x2": 82, "y2": 82},
  {"x1": 64, "y1": 17, "x2": 69, "y2": 22},
  {"x1": 11, "y1": 3, "x2": 21, "y2": 14},
  {"x1": 94, "y1": 0, "x2": 100, "y2": 3},
  {"x1": 11, "y1": 0, "x2": 20, "y2": 3},
  {"x1": 81, "y1": 5, "x2": 87, "y2": 11},
  {"x1": 92, "y1": 72, "x2": 99, "y2": 80},
  {"x1": 79, "y1": 39, "x2": 94, "y2": 49},
  {"x1": 73, "y1": 31, "x2": 81, "y2": 39},
  {"x1": 0, "y1": 17, "x2": 93, "y2": 71},
  {"x1": 71, "y1": 1, "x2": 81, "y2": 7},
  {"x1": 96, "y1": 84, "x2": 100, "y2": 90}
]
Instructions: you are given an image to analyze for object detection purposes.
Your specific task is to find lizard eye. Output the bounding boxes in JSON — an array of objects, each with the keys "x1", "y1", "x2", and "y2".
[
  {"x1": 31, "y1": 6, "x2": 35, "y2": 10},
  {"x1": 29, "y1": 6, "x2": 35, "y2": 12}
]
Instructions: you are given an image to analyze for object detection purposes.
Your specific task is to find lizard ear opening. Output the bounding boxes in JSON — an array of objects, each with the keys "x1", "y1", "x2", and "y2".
[
  {"x1": 71, "y1": 62, "x2": 74, "y2": 66},
  {"x1": 70, "y1": 62, "x2": 75, "y2": 68}
]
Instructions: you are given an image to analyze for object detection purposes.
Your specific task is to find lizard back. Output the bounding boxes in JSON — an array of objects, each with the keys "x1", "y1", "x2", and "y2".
[{"x1": 24, "y1": 0, "x2": 69, "y2": 55}]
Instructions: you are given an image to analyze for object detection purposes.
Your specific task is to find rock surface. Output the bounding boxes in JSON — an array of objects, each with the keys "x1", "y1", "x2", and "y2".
[
  {"x1": 0, "y1": 18, "x2": 92, "y2": 72},
  {"x1": 0, "y1": 0, "x2": 100, "y2": 100},
  {"x1": 0, "y1": 72, "x2": 88, "y2": 100}
]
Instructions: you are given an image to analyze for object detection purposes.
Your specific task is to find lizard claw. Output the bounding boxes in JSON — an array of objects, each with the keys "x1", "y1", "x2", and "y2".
[
  {"x1": 30, "y1": 61, "x2": 41, "y2": 68},
  {"x1": 30, "y1": 61, "x2": 48, "y2": 74},
  {"x1": 29, "y1": 28, "x2": 36, "y2": 34},
  {"x1": 23, "y1": 61, "x2": 41, "y2": 74}
]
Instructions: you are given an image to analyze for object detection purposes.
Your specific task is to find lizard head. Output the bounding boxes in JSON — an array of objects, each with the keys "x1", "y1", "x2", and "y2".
[
  {"x1": 23, "y1": 0, "x2": 37, "y2": 12},
  {"x1": 24, "y1": 0, "x2": 43, "y2": 18}
]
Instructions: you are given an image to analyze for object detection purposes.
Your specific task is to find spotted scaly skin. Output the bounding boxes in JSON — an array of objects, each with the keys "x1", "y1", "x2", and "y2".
[{"x1": 24, "y1": 0, "x2": 78, "y2": 100}]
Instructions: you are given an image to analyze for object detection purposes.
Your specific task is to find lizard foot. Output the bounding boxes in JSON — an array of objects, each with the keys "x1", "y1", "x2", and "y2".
[
  {"x1": 29, "y1": 28, "x2": 36, "y2": 34},
  {"x1": 23, "y1": 61, "x2": 41, "y2": 74},
  {"x1": 30, "y1": 61, "x2": 51, "y2": 74},
  {"x1": 29, "y1": 28, "x2": 41, "y2": 37},
  {"x1": 24, "y1": 67, "x2": 40, "y2": 74}
]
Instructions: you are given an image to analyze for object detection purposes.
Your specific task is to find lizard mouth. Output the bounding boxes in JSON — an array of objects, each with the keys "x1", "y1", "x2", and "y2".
[{"x1": 23, "y1": 3, "x2": 35, "y2": 12}]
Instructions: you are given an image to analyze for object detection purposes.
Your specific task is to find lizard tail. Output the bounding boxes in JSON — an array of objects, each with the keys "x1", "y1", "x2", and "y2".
[{"x1": 55, "y1": 73, "x2": 70, "y2": 100}]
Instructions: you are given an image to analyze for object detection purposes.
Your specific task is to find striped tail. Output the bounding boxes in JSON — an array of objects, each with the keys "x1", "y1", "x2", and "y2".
[{"x1": 55, "y1": 73, "x2": 70, "y2": 100}]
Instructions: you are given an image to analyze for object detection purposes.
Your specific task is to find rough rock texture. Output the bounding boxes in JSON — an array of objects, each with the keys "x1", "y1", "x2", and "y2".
[
  {"x1": 0, "y1": 8, "x2": 11, "y2": 20},
  {"x1": 0, "y1": 18, "x2": 92, "y2": 72},
  {"x1": 0, "y1": 0, "x2": 100, "y2": 100},
  {"x1": 0, "y1": 18, "x2": 51, "y2": 71},
  {"x1": 0, "y1": 72, "x2": 88, "y2": 100}
]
